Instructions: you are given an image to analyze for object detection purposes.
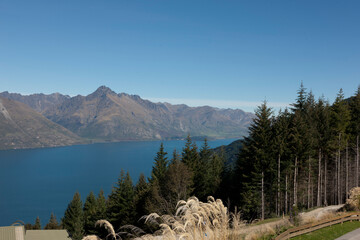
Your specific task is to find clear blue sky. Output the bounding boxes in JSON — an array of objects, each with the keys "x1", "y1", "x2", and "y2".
[{"x1": 1, "y1": 0, "x2": 359, "y2": 112}]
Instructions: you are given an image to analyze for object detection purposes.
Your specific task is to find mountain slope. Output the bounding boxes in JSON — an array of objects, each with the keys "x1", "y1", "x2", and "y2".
[
  {"x1": 0, "y1": 91, "x2": 69, "y2": 112},
  {"x1": 43, "y1": 86, "x2": 253, "y2": 141},
  {"x1": 0, "y1": 97, "x2": 84, "y2": 150},
  {"x1": 213, "y1": 139, "x2": 243, "y2": 165}
]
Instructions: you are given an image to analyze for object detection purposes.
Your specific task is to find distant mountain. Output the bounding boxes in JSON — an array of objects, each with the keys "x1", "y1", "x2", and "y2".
[
  {"x1": 213, "y1": 139, "x2": 243, "y2": 166},
  {"x1": 0, "y1": 97, "x2": 84, "y2": 150},
  {"x1": 0, "y1": 91, "x2": 69, "y2": 112},
  {"x1": 42, "y1": 86, "x2": 254, "y2": 141}
]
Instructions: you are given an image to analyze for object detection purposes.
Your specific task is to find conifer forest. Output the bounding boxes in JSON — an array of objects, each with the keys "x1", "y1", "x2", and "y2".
[{"x1": 28, "y1": 84, "x2": 360, "y2": 239}]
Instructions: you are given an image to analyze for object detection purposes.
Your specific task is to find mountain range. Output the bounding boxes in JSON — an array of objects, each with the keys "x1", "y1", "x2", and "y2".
[
  {"x1": 0, "y1": 97, "x2": 84, "y2": 150},
  {"x1": 0, "y1": 86, "x2": 253, "y2": 149}
]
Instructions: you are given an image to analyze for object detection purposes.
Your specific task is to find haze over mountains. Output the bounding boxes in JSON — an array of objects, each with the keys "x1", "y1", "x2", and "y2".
[{"x1": 0, "y1": 86, "x2": 254, "y2": 149}]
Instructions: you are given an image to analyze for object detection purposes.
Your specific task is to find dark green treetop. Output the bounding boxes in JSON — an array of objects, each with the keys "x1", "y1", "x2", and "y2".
[{"x1": 62, "y1": 192, "x2": 84, "y2": 240}]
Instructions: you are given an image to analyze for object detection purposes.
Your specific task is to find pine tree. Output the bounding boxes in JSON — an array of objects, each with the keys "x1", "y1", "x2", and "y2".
[
  {"x1": 83, "y1": 191, "x2": 98, "y2": 235},
  {"x1": 195, "y1": 139, "x2": 212, "y2": 200},
  {"x1": 349, "y1": 86, "x2": 360, "y2": 187},
  {"x1": 94, "y1": 189, "x2": 108, "y2": 239},
  {"x1": 331, "y1": 88, "x2": 351, "y2": 204},
  {"x1": 314, "y1": 97, "x2": 331, "y2": 206},
  {"x1": 33, "y1": 216, "x2": 41, "y2": 230},
  {"x1": 207, "y1": 151, "x2": 225, "y2": 197},
  {"x1": 150, "y1": 143, "x2": 168, "y2": 192},
  {"x1": 182, "y1": 135, "x2": 200, "y2": 170},
  {"x1": 237, "y1": 101, "x2": 273, "y2": 220},
  {"x1": 163, "y1": 154, "x2": 192, "y2": 212},
  {"x1": 134, "y1": 173, "x2": 150, "y2": 221},
  {"x1": 96, "y1": 189, "x2": 107, "y2": 220},
  {"x1": 181, "y1": 135, "x2": 200, "y2": 196},
  {"x1": 289, "y1": 83, "x2": 313, "y2": 207},
  {"x1": 62, "y1": 192, "x2": 84, "y2": 240},
  {"x1": 25, "y1": 223, "x2": 33, "y2": 230},
  {"x1": 107, "y1": 170, "x2": 135, "y2": 229},
  {"x1": 44, "y1": 213, "x2": 60, "y2": 229},
  {"x1": 272, "y1": 108, "x2": 291, "y2": 215}
]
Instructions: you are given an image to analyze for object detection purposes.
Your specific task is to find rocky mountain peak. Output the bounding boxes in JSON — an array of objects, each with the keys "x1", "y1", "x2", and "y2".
[{"x1": 88, "y1": 86, "x2": 116, "y2": 99}]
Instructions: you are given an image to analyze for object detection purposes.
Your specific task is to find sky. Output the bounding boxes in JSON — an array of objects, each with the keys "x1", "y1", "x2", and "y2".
[{"x1": 0, "y1": 0, "x2": 359, "y2": 112}]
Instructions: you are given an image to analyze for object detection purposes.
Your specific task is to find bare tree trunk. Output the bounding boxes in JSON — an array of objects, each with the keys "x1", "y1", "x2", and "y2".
[
  {"x1": 285, "y1": 174, "x2": 288, "y2": 215},
  {"x1": 324, "y1": 157, "x2": 328, "y2": 206},
  {"x1": 308, "y1": 156, "x2": 311, "y2": 209},
  {"x1": 261, "y1": 171, "x2": 265, "y2": 221},
  {"x1": 317, "y1": 148, "x2": 321, "y2": 206},
  {"x1": 311, "y1": 179, "x2": 314, "y2": 208},
  {"x1": 294, "y1": 156, "x2": 298, "y2": 206},
  {"x1": 346, "y1": 141, "x2": 349, "y2": 199},
  {"x1": 277, "y1": 154, "x2": 280, "y2": 216},
  {"x1": 335, "y1": 152, "x2": 338, "y2": 205},
  {"x1": 357, "y1": 135, "x2": 359, "y2": 187},
  {"x1": 338, "y1": 133, "x2": 341, "y2": 204}
]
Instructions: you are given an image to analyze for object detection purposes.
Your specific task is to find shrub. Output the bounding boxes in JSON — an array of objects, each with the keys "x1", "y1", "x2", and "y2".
[{"x1": 345, "y1": 187, "x2": 360, "y2": 211}]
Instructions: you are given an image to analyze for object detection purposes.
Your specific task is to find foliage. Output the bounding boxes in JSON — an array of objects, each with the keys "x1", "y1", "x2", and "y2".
[
  {"x1": 107, "y1": 170, "x2": 135, "y2": 230},
  {"x1": 63, "y1": 192, "x2": 84, "y2": 240},
  {"x1": 44, "y1": 213, "x2": 61, "y2": 229},
  {"x1": 83, "y1": 192, "x2": 98, "y2": 235},
  {"x1": 65, "y1": 83, "x2": 360, "y2": 238},
  {"x1": 345, "y1": 187, "x2": 360, "y2": 211},
  {"x1": 33, "y1": 216, "x2": 41, "y2": 230}
]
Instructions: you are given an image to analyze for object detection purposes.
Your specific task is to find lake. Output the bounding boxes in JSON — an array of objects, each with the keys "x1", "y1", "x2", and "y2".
[{"x1": 0, "y1": 138, "x2": 236, "y2": 226}]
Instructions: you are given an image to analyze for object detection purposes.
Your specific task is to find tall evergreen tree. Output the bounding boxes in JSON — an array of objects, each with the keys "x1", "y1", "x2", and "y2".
[
  {"x1": 349, "y1": 86, "x2": 360, "y2": 187},
  {"x1": 195, "y1": 139, "x2": 212, "y2": 200},
  {"x1": 314, "y1": 97, "x2": 331, "y2": 206},
  {"x1": 62, "y1": 192, "x2": 84, "y2": 240},
  {"x1": 331, "y1": 88, "x2": 351, "y2": 204},
  {"x1": 44, "y1": 213, "x2": 60, "y2": 229},
  {"x1": 272, "y1": 108, "x2": 291, "y2": 215},
  {"x1": 163, "y1": 154, "x2": 192, "y2": 212},
  {"x1": 150, "y1": 143, "x2": 168, "y2": 191},
  {"x1": 182, "y1": 135, "x2": 200, "y2": 171},
  {"x1": 207, "y1": 151, "x2": 225, "y2": 197},
  {"x1": 237, "y1": 101, "x2": 273, "y2": 220},
  {"x1": 33, "y1": 216, "x2": 41, "y2": 230},
  {"x1": 107, "y1": 170, "x2": 135, "y2": 229},
  {"x1": 83, "y1": 191, "x2": 98, "y2": 235},
  {"x1": 134, "y1": 173, "x2": 150, "y2": 221},
  {"x1": 96, "y1": 189, "x2": 107, "y2": 221},
  {"x1": 181, "y1": 135, "x2": 200, "y2": 197}
]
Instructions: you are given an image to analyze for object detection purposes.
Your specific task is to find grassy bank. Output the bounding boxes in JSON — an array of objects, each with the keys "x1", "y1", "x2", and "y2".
[{"x1": 292, "y1": 221, "x2": 360, "y2": 240}]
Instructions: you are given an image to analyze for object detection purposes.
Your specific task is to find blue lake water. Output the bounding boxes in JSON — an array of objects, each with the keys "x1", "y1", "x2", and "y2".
[{"x1": 0, "y1": 139, "x2": 236, "y2": 226}]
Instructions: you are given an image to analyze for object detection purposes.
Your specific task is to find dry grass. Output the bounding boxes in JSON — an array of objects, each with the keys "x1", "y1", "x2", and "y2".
[
  {"x1": 346, "y1": 187, "x2": 360, "y2": 210},
  {"x1": 298, "y1": 205, "x2": 344, "y2": 225},
  {"x1": 82, "y1": 235, "x2": 101, "y2": 240},
  {"x1": 136, "y1": 196, "x2": 245, "y2": 240},
  {"x1": 234, "y1": 217, "x2": 291, "y2": 240},
  {"x1": 83, "y1": 196, "x2": 292, "y2": 240},
  {"x1": 82, "y1": 220, "x2": 119, "y2": 240}
]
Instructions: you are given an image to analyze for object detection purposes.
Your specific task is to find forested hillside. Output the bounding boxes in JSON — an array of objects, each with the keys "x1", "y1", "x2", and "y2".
[
  {"x1": 31, "y1": 84, "x2": 360, "y2": 240},
  {"x1": 234, "y1": 84, "x2": 360, "y2": 221}
]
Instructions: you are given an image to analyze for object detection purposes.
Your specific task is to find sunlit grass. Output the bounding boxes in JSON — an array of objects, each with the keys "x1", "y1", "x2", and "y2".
[{"x1": 292, "y1": 221, "x2": 360, "y2": 240}]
